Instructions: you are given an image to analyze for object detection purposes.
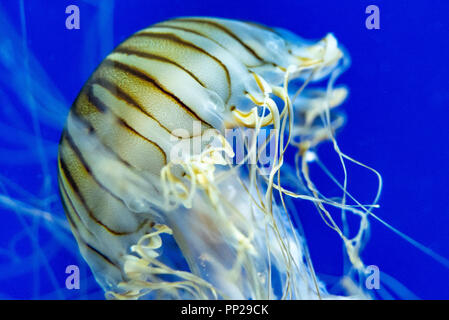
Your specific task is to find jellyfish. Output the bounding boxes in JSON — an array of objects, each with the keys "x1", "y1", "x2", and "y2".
[
  {"x1": 2, "y1": 5, "x2": 448, "y2": 300},
  {"x1": 56, "y1": 16, "x2": 375, "y2": 299}
]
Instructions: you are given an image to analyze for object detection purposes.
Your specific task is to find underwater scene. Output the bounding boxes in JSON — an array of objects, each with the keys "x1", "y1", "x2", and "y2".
[{"x1": 0, "y1": 0, "x2": 448, "y2": 300}]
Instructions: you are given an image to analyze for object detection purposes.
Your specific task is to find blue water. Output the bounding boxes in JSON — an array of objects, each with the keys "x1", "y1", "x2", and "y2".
[{"x1": 0, "y1": 0, "x2": 448, "y2": 299}]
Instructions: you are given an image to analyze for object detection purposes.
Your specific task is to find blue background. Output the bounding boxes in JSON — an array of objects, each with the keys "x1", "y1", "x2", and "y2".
[{"x1": 0, "y1": 0, "x2": 448, "y2": 299}]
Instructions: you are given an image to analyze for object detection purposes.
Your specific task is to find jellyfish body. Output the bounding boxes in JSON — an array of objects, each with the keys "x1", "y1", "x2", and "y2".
[{"x1": 58, "y1": 17, "x2": 354, "y2": 299}]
